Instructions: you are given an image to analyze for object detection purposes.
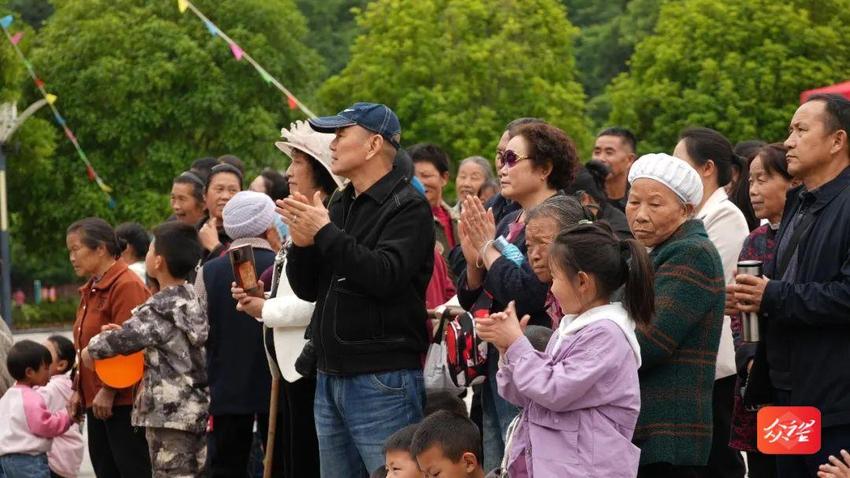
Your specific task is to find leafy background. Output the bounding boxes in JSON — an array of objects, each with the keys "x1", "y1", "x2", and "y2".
[{"x1": 2, "y1": 0, "x2": 849, "y2": 288}]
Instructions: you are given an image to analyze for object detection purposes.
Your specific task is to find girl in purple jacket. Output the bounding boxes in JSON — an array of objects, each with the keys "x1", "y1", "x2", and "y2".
[{"x1": 476, "y1": 222, "x2": 654, "y2": 477}]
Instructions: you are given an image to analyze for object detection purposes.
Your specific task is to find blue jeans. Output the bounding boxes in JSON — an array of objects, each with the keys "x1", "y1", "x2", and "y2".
[
  {"x1": 482, "y1": 346, "x2": 519, "y2": 472},
  {"x1": 315, "y1": 369, "x2": 425, "y2": 478},
  {"x1": 0, "y1": 453, "x2": 50, "y2": 478}
]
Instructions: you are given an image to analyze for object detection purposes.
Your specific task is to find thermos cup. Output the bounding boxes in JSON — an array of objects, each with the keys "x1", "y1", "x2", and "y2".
[{"x1": 737, "y1": 260, "x2": 763, "y2": 342}]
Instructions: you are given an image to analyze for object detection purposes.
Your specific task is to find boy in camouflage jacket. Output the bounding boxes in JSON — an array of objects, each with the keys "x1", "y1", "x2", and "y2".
[{"x1": 83, "y1": 222, "x2": 208, "y2": 478}]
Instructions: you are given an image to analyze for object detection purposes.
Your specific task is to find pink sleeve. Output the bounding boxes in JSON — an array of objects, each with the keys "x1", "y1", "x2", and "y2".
[{"x1": 22, "y1": 387, "x2": 72, "y2": 438}]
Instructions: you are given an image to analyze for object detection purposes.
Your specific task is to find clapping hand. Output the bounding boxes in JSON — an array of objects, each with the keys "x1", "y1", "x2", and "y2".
[
  {"x1": 475, "y1": 301, "x2": 530, "y2": 355},
  {"x1": 819, "y1": 450, "x2": 850, "y2": 478},
  {"x1": 277, "y1": 191, "x2": 330, "y2": 247}
]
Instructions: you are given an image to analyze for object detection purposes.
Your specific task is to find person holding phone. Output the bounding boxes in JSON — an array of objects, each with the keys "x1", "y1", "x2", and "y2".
[{"x1": 194, "y1": 191, "x2": 281, "y2": 477}]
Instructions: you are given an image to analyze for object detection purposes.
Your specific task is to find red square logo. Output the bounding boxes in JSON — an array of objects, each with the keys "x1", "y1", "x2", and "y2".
[{"x1": 757, "y1": 406, "x2": 821, "y2": 455}]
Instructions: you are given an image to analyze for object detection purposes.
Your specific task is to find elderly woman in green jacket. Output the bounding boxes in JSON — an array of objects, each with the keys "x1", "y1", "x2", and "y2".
[{"x1": 625, "y1": 153, "x2": 726, "y2": 477}]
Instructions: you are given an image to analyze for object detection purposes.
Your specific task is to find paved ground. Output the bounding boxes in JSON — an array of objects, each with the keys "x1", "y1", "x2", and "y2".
[{"x1": 14, "y1": 328, "x2": 95, "y2": 478}]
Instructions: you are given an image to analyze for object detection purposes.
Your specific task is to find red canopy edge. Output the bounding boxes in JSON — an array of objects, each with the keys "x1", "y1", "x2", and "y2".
[{"x1": 800, "y1": 81, "x2": 850, "y2": 104}]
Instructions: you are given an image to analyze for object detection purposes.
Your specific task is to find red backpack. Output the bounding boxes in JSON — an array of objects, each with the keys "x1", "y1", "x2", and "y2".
[{"x1": 443, "y1": 309, "x2": 489, "y2": 388}]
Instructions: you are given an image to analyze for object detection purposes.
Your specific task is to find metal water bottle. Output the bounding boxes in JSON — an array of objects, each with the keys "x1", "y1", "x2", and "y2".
[{"x1": 737, "y1": 260, "x2": 763, "y2": 342}]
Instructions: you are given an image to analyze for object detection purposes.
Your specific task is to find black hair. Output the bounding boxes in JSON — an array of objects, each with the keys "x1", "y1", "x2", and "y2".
[
  {"x1": 206, "y1": 163, "x2": 244, "y2": 191},
  {"x1": 174, "y1": 170, "x2": 207, "y2": 204},
  {"x1": 47, "y1": 335, "x2": 75, "y2": 374},
  {"x1": 217, "y1": 154, "x2": 245, "y2": 175},
  {"x1": 408, "y1": 143, "x2": 451, "y2": 175},
  {"x1": 383, "y1": 424, "x2": 419, "y2": 454},
  {"x1": 66, "y1": 217, "x2": 122, "y2": 258},
  {"x1": 150, "y1": 221, "x2": 203, "y2": 279},
  {"x1": 190, "y1": 157, "x2": 218, "y2": 177},
  {"x1": 734, "y1": 140, "x2": 766, "y2": 165},
  {"x1": 597, "y1": 127, "x2": 637, "y2": 153},
  {"x1": 7, "y1": 340, "x2": 52, "y2": 381},
  {"x1": 410, "y1": 410, "x2": 482, "y2": 464},
  {"x1": 525, "y1": 195, "x2": 593, "y2": 230},
  {"x1": 259, "y1": 169, "x2": 290, "y2": 202},
  {"x1": 425, "y1": 390, "x2": 468, "y2": 418},
  {"x1": 679, "y1": 127, "x2": 738, "y2": 188},
  {"x1": 506, "y1": 117, "x2": 545, "y2": 138},
  {"x1": 115, "y1": 222, "x2": 150, "y2": 262},
  {"x1": 513, "y1": 122, "x2": 579, "y2": 191},
  {"x1": 756, "y1": 143, "x2": 792, "y2": 181},
  {"x1": 565, "y1": 160, "x2": 610, "y2": 208},
  {"x1": 525, "y1": 325, "x2": 554, "y2": 352},
  {"x1": 807, "y1": 93, "x2": 850, "y2": 138},
  {"x1": 548, "y1": 222, "x2": 655, "y2": 326}
]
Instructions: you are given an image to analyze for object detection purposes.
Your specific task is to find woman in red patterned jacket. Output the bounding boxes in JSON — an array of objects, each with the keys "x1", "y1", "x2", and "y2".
[{"x1": 726, "y1": 143, "x2": 794, "y2": 478}]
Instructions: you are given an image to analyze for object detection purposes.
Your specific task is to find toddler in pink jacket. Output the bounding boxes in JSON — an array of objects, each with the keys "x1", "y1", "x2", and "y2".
[
  {"x1": 38, "y1": 336, "x2": 84, "y2": 478},
  {"x1": 477, "y1": 223, "x2": 653, "y2": 477},
  {"x1": 0, "y1": 340, "x2": 74, "y2": 478}
]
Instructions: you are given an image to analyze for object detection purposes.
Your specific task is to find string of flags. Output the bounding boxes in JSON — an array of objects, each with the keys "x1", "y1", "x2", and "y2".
[
  {"x1": 0, "y1": 14, "x2": 116, "y2": 208},
  {"x1": 176, "y1": 0, "x2": 316, "y2": 117}
]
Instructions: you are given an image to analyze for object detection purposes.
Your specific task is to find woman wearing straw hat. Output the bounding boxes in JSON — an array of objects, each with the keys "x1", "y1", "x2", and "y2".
[{"x1": 232, "y1": 120, "x2": 344, "y2": 478}]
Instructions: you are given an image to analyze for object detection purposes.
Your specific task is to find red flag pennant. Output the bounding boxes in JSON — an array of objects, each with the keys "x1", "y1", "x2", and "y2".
[
  {"x1": 287, "y1": 95, "x2": 297, "y2": 110},
  {"x1": 10, "y1": 32, "x2": 23, "y2": 45},
  {"x1": 86, "y1": 165, "x2": 95, "y2": 181},
  {"x1": 229, "y1": 42, "x2": 244, "y2": 61},
  {"x1": 34, "y1": 78, "x2": 44, "y2": 89}
]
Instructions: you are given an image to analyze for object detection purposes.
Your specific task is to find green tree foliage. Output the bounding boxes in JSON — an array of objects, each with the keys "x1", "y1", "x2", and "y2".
[
  {"x1": 6, "y1": 0, "x2": 321, "y2": 283},
  {"x1": 296, "y1": 0, "x2": 368, "y2": 78},
  {"x1": 318, "y1": 0, "x2": 590, "y2": 163},
  {"x1": 606, "y1": 0, "x2": 850, "y2": 152},
  {"x1": 5, "y1": 0, "x2": 54, "y2": 30}
]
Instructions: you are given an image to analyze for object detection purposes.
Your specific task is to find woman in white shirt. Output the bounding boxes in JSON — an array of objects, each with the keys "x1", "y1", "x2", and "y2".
[
  {"x1": 674, "y1": 127, "x2": 750, "y2": 477},
  {"x1": 231, "y1": 120, "x2": 344, "y2": 478}
]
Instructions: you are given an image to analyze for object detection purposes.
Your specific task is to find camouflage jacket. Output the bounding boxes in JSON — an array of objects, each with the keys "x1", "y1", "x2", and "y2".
[{"x1": 87, "y1": 283, "x2": 209, "y2": 433}]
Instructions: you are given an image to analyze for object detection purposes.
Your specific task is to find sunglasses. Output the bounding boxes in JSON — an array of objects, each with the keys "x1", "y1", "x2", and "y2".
[{"x1": 502, "y1": 150, "x2": 531, "y2": 168}]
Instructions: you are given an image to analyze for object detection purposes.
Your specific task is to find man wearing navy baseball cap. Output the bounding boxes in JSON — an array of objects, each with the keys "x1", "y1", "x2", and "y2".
[{"x1": 279, "y1": 102, "x2": 435, "y2": 476}]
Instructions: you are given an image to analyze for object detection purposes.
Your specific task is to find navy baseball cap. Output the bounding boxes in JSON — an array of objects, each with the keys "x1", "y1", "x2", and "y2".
[{"x1": 308, "y1": 102, "x2": 401, "y2": 149}]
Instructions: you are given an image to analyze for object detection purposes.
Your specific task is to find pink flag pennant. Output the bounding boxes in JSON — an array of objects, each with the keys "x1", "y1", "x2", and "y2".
[
  {"x1": 10, "y1": 32, "x2": 23, "y2": 45},
  {"x1": 229, "y1": 42, "x2": 244, "y2": 61}
]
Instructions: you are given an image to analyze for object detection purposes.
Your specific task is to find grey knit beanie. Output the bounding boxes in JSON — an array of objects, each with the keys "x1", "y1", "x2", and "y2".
[{"x1": 223, "y1": 191, "x2": 276, "y2": 239}]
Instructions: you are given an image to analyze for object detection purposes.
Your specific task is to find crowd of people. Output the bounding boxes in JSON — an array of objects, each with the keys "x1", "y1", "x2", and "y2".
[{"x1": 0, "y1": 94, "x2": 849, "y2": 478}]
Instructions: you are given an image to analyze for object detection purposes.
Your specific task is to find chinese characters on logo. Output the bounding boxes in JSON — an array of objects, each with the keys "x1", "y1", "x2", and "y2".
[{"x1": 757, "y1": 407, "x2": 821, "y2": 455}]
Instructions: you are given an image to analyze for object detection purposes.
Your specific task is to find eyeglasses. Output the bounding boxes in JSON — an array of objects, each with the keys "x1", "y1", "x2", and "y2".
[{"x1": 502, "y1": 150, "x2": 531, "y2": 168}]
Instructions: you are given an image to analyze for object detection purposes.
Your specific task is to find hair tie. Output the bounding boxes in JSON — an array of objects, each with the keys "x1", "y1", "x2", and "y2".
[
  {"x1": 578, "y1": 219, "x2": 593, "y2": 225},
  {"x1": 179, "y1": 171, "x2": 205, "y2": 187}
]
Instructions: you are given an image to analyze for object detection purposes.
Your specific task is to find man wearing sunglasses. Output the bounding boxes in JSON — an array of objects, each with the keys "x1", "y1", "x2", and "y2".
[{"x1": 279, "y1": 102, "x2": 435, "y2": 477}]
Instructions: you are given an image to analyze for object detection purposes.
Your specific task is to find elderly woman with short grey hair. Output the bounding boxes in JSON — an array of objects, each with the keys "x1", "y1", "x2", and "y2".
[
  {"x1": 453, "y1": 155, "x2": 494, "y2": 213},
  {"x1": 625, "y1": 153, "x2": 726, "y2": 477}
]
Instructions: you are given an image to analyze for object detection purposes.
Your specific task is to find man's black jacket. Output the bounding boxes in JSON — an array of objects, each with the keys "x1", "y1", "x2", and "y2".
[
  {"x1": 746, "y1": 166, "x2": 850, "y2": 427},
  {"x1": 286, "y1": 165, "x2": 435, "y2": 376}
]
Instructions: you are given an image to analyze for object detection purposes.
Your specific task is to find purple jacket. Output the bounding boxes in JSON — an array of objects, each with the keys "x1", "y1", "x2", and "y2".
[{"x1": 497, "y1": 304, "x2": 641, "y2": 477}]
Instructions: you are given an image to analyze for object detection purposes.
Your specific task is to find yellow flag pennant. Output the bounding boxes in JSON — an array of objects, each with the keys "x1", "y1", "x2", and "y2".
[
  {"x1": 177, "y1": 0, "x2": 189, "y2": 13},
  {"x1": 45, "y1": 94, "x2": 57, "y2": 105}
]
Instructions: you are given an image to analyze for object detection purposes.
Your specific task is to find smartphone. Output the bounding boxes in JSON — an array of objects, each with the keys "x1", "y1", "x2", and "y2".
[{"x1": 229, "y1": 244, "x2": 263, "y2": 298}]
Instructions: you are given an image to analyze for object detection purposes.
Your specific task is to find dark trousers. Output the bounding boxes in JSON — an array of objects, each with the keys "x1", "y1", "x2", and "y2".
[
  {"x1": 774, "y1": 389, "x2": 850, "y2": 478},
  {"x1": 746, "y1": 451, "x2": 777, "y2": 478},
  {"x1": 280, "y1": 377, "x2": 320, "y2": 478},
  {"x1": 86, "y1": 406, "x2": 151, "y2": 478},
  {"x1": 637, "y1": 463, "x2": 706, "y2": 477},
  {"x1": 702, "y1": 375, "x2": 746, "y2": 477},
  {"x1": 210, "y1": 414, "x2": 284, "y2": 478}
]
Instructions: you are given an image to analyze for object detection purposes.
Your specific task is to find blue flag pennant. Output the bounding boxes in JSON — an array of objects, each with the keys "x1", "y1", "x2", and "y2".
[
  {"x1": 53, "y1": 112, "x2": 66, "y2": 126},
  {"x1": 0, "y1": 15, "x2": 12, "y2": 30},
  {"x1": 204, "y1": 20, "x2": 218, "y2": 36}
]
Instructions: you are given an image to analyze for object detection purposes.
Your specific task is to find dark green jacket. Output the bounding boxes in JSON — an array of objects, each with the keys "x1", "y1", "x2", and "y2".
[{"x1": 633, "y1": 219, "x2": 725, "y2": 466}]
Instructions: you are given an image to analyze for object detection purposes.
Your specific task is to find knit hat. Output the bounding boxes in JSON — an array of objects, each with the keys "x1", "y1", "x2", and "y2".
[
  {"x1": 628, "y1": 153, "x2": 704, "y2": 206},
  {"x1": 275, "y1": 121, "x2": 346, "y2": 189},
  {"x1": 223, "y1": 191, "x2": 276, "y2": 239}
]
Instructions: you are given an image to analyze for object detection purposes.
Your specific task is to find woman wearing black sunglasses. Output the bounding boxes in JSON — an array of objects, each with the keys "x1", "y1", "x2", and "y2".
[{"x1": 456, "y1": 121, "x2": 579, "y2": 471}]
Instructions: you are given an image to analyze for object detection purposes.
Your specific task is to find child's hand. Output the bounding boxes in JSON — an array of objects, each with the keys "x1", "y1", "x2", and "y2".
[
  {"x1": 475, "y1": 301, "x2": 530, "y2": 352},
  {"x1": 819, "y1": 450, "x2": 850, "y2": 478},
  {"x1": 80, "y1": 347, "x2": 93, "y2": 369}
]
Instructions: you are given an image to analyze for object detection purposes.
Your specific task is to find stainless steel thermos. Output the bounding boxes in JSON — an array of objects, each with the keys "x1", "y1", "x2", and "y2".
[{"x1": 737, "y1": 260, "x2": 763, "y2": 342}]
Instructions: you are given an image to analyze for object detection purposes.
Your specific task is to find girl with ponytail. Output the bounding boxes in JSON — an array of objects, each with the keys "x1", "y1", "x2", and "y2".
[{"x1": 475, "y1": 222, "x2": 652, "y2": 477}]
